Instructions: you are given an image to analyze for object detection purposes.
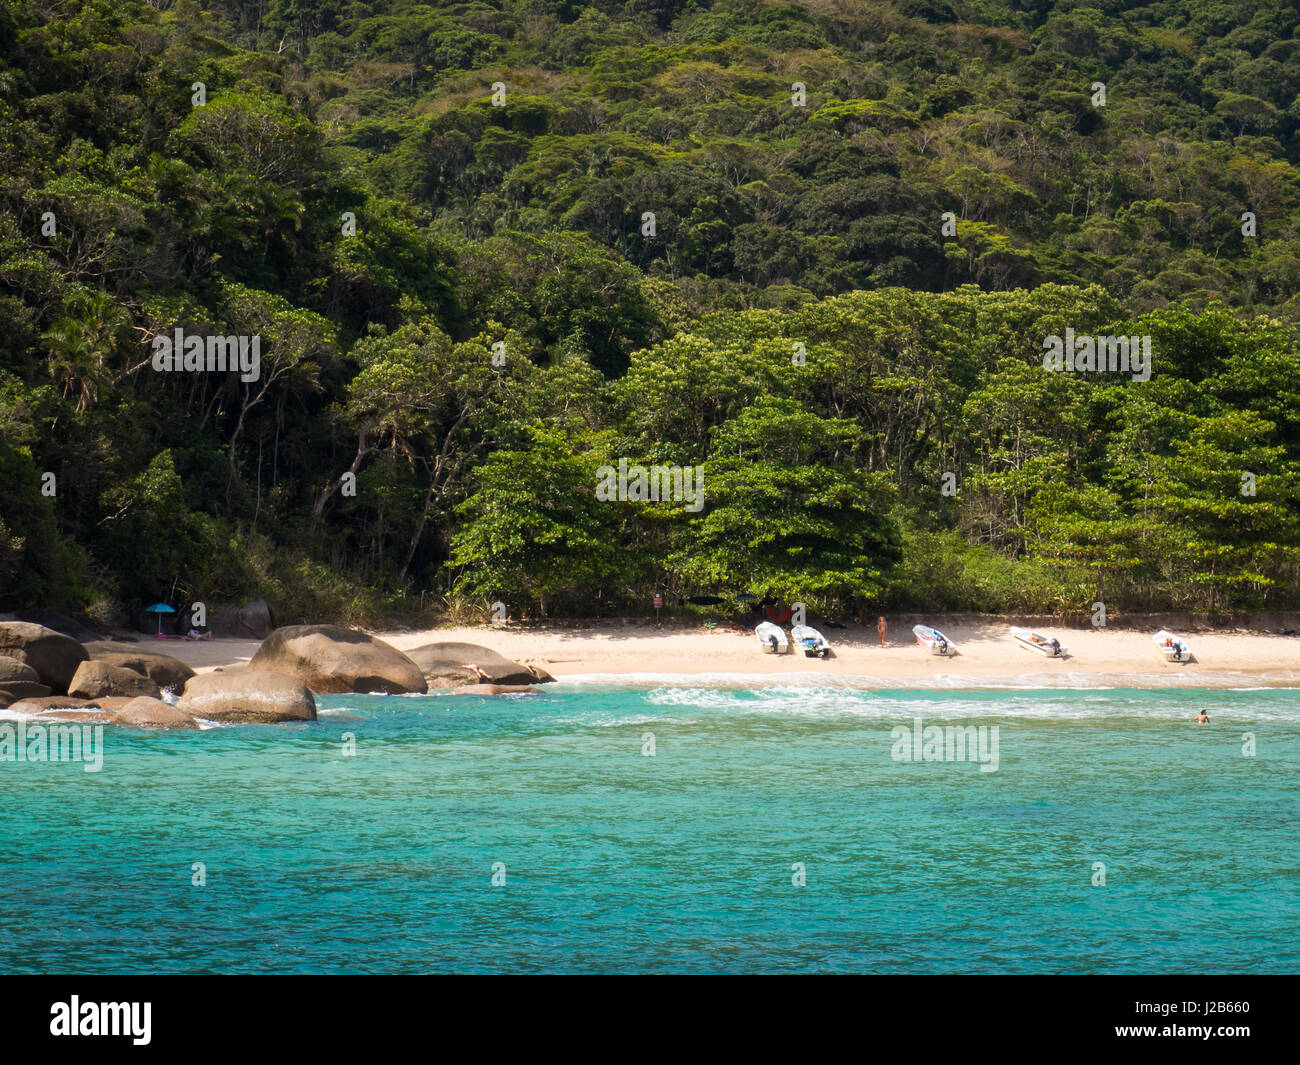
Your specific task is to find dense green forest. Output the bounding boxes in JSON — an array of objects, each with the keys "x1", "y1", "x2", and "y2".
[{"x1": 2, "y1": 0, "x2": 1299, "y2": 623}]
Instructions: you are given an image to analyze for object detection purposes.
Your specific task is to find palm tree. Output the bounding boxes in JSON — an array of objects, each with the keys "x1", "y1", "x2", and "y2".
[{"x1": 41, "y1": 291, "x2": 128, "y2": 414}]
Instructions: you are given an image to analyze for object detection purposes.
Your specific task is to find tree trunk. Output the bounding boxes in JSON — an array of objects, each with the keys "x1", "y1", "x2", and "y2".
[{"x1": 313, "y1": 425, "x2": 373, "y2": 521}]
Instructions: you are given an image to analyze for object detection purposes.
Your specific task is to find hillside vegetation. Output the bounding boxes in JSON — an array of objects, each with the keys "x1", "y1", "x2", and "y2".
[{"x1": 2, "y1": 0, "x2": 1299, "y2": 622}]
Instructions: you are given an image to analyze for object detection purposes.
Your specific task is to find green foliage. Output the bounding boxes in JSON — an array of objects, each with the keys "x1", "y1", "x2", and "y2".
[
  {"x1": 449, "y1": 424, "x2": 621, "y2": 614},
  {"x1": 2, "y1": 0, "x2": 1300, "y2": 621},
  {"x1": 675, "y1": 398, "x2": 902, "y2": 604}
]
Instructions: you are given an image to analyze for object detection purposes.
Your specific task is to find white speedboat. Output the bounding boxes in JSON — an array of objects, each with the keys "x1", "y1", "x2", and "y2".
[
  {"x1": 755, "y1": 621, "x2": 788, "y2": 654},
  {"x1": 914, "y1": 624, "x2": 956, "y2": 656},
  {"x1": 791, "y1": 624, "x2": 831, "y2": 658},
  {"x1": 1154, "y1": 629, "x2": 1192, "y2": 662},
  {"x1": 1011, "y1": 626, "x2": 1066, "y2": 658}
]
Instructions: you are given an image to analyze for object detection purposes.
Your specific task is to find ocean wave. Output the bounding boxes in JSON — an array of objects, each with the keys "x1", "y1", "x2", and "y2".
[
  {"x1": 621, "y1": 684, "x2": 1300, "y2": 723},
  {"x1": 556, "y1": 669, "x2": 1300, "y2": 692}
]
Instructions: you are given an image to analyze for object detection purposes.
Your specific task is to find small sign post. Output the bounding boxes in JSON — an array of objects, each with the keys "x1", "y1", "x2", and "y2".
[{"x1": 653, "y1": 592, "x2": 663, "y2": 625}]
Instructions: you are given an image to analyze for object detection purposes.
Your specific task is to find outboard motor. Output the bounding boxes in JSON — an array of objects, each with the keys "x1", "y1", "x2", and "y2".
[{"x1": 768, "y1": 635, "x2": 778, "y2": 653}]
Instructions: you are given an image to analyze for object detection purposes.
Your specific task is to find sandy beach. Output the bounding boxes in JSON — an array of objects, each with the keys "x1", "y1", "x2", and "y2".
[{"x1": 155, "y1": 619, "x2": 1300, "y2": 688}]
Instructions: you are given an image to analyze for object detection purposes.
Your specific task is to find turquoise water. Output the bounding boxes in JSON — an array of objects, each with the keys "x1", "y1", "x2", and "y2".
[{"x1": 1, "y1": 682, "x2": 1297, "y2": 974}]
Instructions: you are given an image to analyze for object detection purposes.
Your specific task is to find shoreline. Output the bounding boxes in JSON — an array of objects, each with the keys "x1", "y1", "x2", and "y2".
[{"x1": 151, "y1": 620, "x2": 1300, "y2": 690}]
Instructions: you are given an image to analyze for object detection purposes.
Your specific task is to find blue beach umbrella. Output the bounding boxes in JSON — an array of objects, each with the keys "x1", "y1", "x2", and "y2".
[{"x1": 144, "y1": 602, "x2": 175, "y2": 635}]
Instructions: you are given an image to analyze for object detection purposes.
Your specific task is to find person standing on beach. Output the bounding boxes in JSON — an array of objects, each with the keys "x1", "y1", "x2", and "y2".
[
  {"x1": 877, "y1": 616, "x2": 887, "y2": 647},
  {"x1": 1195, "y1": 710, "x2": 1209, "y2": 725}
]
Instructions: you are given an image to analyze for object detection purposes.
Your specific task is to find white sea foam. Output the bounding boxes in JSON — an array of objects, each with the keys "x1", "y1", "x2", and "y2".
[
  {"x1": 555, "y1": 669, "x2": 1300, "y2": 693},
  {"x1": 618, "y1": 683, "x2": 1300, "y2": 723}
]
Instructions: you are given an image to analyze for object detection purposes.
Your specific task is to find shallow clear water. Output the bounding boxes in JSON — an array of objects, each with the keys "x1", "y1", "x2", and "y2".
[{"x1": 1, "y1": 682, "x2": 1296, "y2": 973}]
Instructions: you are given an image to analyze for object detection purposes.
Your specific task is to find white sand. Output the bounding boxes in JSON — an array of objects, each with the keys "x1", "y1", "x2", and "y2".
[{"x1": 158, "y1": 620, "x2": 1300, "y2": 688}]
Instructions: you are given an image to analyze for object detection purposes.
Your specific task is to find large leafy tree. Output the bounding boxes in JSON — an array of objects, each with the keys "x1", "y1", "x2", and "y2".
[
  {"x1": 673, "y1": 398, "x2": 902, "y2": 605},
  {"x1": 449, "y1": 424, "x2": 622, "y2": 616}
]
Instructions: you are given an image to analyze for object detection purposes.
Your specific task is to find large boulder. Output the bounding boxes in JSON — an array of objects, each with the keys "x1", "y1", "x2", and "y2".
[
  {"x1": 210, "y1": 598, "x2": 275, "y2": 638},
  {"x1": 405, "y1": 642, "x2": 555, "y2": 689},
  {"x1": 81, "y1": 642, "x2": 196, "y2": 693},
  {"x1": 0, "y1": 622, "x2": 89, "y2": 692},
  {"x1": 0, "y1": 682, "x2": 54, "y2": 707},
  {"x1": 0, "y1": 610, "x2": 104, "y2": 642},
  {"x1": 67, "y1": 660, "x2": 161, "y2": 700},
  {"x1": 248, "y1": 625, "x2": 426, "y2": 694},
  {"x1": 116, "y1": 697, "x2": 199, "y2": 730},
  {"x1": 0, "y1": 656, "x2": 49, "y2": 706},
  {"x1": 177, "y1": 668, "x2": 316, "y2": 723},
  {"x1": 0, "y1": 655, "x2": 40, "y2": 685},
  {"x1": 237, "y1": 597, "x2": 274, "y2": 639}
]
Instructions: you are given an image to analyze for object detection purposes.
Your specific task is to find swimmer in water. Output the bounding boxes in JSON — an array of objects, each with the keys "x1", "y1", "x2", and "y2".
[{"x1": 1195, "y1": 710, "x2": 1209, "y2": 725}]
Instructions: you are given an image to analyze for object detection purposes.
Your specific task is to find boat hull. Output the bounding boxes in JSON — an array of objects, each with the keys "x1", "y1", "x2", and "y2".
[
  {"x1": 790, "y1": 625, "x2": 830, "y2": 658},
  {"x1": 1153, "y1": 629, "x2": 1192, "y2": 662},
  {"x1": 755, "y1": 622, "x2": 788, "y2": 654},
  {"x1": 1010, "y1": 627, "x2": 1065, "y2": 658},
  {"x1": 913, "y1": 624, "x2": 956, "y2": 656}
]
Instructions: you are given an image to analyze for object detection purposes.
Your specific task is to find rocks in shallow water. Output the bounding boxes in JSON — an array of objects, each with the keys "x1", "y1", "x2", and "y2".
[
  {"x1": 248, "y1": 625, "x2": 426, "y2": 694},
  {"x1": 0, "y1": 622, "x2": 89, "y2": 693},
  {"x1": 80, "y1": 642, "x2": 195, "y2": 692},
  {"x1": 0, "y1": 658, "x2": 51, "y2": 706},
  {"x1": 177, "y1": 668, "x2": 316, "y2": 722},
  {"x1": 0, "y1": 655, "x2": 40, "y2": 685},
  {"x1": 447, "y1": 683, "x2": 542, "y2": 695},
  {"x1": 6, "y1": 696, "x2": 98, "y2": 715},
  {"x1": 405, "y1": 642, "x2": 556, "y2": 688},
  {"x1": 67, "y1": 660, "x2": 161, "y2": 700},
  {"x1": 116, "y1": 697, "x2": 199, "y2": 729},
  {"x1": 0, "y1": 682, "x2": 53, "y2": 707}
]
